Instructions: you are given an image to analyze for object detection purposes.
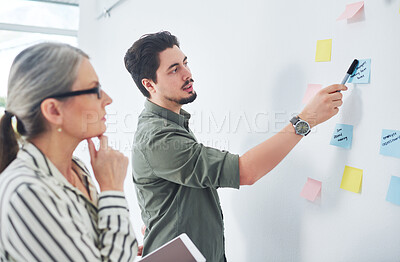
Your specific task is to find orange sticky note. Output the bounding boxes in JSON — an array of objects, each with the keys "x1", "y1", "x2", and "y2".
[
  {"x1": 340, "y1": 165, "x2": 363, "y2": 193},
  {"x1": 337, "y1": 1, "x2": 364, "y2": 21},
  {"x1": 300, "y1": 178, "x2": 322, "y2": 202},
  {"x1": 302, "y1": 84, "x2": 322, "y2": 104},
  {"x1": 315, "y1": 39, "x2": 332, "y2": 62}
]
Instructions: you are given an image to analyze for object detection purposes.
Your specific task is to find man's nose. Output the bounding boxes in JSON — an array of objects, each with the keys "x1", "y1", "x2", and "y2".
[{"x1": 182, "y1": 66, "x2": 192, "y2": 81}]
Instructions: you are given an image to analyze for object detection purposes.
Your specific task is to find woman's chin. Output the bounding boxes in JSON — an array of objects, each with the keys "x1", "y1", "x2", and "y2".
[
  {"x1": 83, "y1": 130, "x2": 105, "y2": 140},
  {"x1": 80, "y1": 124, "x2": 107, "y2": 140}
]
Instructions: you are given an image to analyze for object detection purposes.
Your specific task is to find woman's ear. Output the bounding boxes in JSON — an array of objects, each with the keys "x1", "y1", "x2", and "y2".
[
  {"x1": 142, "y1": 78, "x2": 156, "y2": 95},
  {"x1": 40, "y1": 99, "x2": 63, "y2": 126}
]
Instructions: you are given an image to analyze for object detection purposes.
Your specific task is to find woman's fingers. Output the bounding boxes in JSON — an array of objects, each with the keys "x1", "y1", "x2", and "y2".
[{"x1": 99, "y1": 135, "x2": 108, "y2": 150}]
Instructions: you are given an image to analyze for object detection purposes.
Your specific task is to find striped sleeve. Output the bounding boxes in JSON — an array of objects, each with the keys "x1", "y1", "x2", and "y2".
[
  {"x1": 3, "y1": 184, "x2": 137, "y2": 262},
  {"x1": 98, "y1": 191, "x2": 138, "y2": 261}
]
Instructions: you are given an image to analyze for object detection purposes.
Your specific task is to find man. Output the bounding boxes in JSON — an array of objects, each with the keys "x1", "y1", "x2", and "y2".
[{"x1": 124, "y1": 31, "x2": 347, "y2": 261}]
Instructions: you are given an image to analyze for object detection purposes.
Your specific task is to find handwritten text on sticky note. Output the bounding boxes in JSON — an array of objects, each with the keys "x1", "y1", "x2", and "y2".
[
  {"x1": 348, "y1": 59, "x2": 371, "y2": 84},
  {"x1": 380, "y1": 129, "x2": 400, "y2": 158},
  {"x1": 337, "y1": 1, "x2": 364, "y2": 21},
  {"x1": 330, "y1": 124, "x2": 353, "y2": 149},
  {"x1": 340, "y1": 165, "x2": 363, "y2": 193},
  {"x1": 315, "y1": 39, "x2": 332, "y2": 62},
  {"x1": 300, "y1": 177, "x2": 322, "y2": 202},
  {"x1": 386, "y1": 176, "x2": 400, "y2": 206}
]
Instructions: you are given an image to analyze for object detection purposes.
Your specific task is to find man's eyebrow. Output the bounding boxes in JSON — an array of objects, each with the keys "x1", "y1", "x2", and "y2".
[
  {"x1": 167, "y1": 63, "x2": 179, "y2": 71},
  {"x1": 167, "y1": 56, "x2": 188, "y2": 71}
]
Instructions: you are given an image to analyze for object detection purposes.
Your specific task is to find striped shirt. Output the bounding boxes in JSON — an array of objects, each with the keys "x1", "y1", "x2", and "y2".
[{"x1": 0, "y1": 142, "x2": 138, "y2": 261}]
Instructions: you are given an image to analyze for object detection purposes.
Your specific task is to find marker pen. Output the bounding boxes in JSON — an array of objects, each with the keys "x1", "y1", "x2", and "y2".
[{"x1": 341, "y1": 59, "x2": 359, "y2": 84}]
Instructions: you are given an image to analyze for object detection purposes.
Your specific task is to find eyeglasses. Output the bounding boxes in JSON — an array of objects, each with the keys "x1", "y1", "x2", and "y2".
[{"x1": 44, "y1": 85, "x2": 102, "y2": 100}]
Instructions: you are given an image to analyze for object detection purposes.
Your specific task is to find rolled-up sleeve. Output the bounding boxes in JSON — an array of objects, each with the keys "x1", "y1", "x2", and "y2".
[{"x1": 98, "y1": 191, "x2": 138, "y2": 261}]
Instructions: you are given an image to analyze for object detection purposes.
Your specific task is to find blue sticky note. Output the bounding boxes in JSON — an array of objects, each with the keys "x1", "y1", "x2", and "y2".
[
  {"x1": 386, "y1": 176, "x2": 400, "y2": 206},
  {"x1": 380, "y1": 129, "x2": 400, "y2": 158},
  {"x1": 348, "y1": 59, "x2": 371, "y2": 84},
  {"x1": 330, "y1": 124, "x2": 353, "y2": 149}
]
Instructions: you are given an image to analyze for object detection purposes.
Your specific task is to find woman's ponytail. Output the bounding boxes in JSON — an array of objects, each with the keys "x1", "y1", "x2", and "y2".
[{"x1": 0, "y1": 111, "x2": 19, "y2": 173}]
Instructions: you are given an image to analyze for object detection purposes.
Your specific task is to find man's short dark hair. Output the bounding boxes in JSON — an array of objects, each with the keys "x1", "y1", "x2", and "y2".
[{"x1": 124, "y1": 31, "x2": 180, "y2": 98}]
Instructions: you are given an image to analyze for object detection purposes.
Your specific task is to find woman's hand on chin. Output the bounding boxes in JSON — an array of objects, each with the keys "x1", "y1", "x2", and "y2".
[{"x1": 87, "y1": 135, "x2": 128, "y2": 192}]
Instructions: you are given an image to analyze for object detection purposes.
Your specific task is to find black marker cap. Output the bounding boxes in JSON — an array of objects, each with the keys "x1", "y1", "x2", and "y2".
[{"x1": 347, "y1": 59, "x2": 359, "y2": 74}]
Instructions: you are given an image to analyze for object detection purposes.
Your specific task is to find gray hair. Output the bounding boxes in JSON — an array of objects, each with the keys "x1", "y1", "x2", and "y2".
[{"x1": 6, "y1": 42, "x2": 89, "y2": 137}]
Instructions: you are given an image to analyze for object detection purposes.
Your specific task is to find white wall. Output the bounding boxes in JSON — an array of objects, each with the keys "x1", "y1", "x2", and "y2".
[{"x1": 77, "y1": 0, "x2": 400, "y2": 261}]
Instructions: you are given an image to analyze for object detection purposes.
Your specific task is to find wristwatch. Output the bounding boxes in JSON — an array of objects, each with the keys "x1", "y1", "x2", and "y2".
[{"x1": 290, "y1": 116, "x2": 311, "y2": 136}]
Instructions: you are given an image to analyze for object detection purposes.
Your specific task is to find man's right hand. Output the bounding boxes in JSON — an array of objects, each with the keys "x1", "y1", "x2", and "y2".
[{"x1": 299, "y1": 84, "x2": 348, "y2": 128}]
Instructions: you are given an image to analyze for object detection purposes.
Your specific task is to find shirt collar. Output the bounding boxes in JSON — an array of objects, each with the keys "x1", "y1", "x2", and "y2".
[
  {"x1": 144, "y1": 99, "x2": 191, "y2": 130},
  {"x1": 18, "y1": 142, "x2": 62, "y2": 180}
]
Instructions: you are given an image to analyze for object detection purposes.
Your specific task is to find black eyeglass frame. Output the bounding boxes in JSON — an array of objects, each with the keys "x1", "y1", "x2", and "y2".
[{"x1": 43, "y1": 85, "x2": 102, "y2": 100}]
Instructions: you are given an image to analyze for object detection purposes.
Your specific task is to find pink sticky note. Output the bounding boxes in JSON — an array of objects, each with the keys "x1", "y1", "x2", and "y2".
[
  {"x1": 300, "y1": 178, "x2": 322, "y2": 202},
  {"x1": 302, "y1": 84, "x2": 322, "y2": 104},
  {"x1": 337, "y1": 1, "x2": 364, "y2": 21}
]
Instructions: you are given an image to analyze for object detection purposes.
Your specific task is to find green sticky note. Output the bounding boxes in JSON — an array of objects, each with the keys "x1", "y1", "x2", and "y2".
[
  {"x1": 340, "y1": 165, "x2": 363, "y2": 193},
  {"x1": 315, "y1": 39, "x2": 332, "y2": 62}
]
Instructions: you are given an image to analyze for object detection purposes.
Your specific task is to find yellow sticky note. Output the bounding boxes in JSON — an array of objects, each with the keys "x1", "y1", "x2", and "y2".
[
  {"x1": 340, "y1": 165, "x2": 363, "y2": 193},
  {"x1": 315, "y1": 39, "x2": 332, "y2": 62}
]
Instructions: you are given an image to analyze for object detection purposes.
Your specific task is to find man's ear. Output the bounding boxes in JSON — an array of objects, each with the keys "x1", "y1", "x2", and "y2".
[
  {"x1": 40, "y1": 99, "x2": 63, "y2": 126},
  {"x1": 142, "y1": 78, "x2": 156, "y2": 95}
]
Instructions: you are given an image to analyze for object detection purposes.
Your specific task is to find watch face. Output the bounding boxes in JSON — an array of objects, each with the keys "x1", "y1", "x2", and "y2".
[{"x1": 295, "y1": 121, "x2": 310, "y2": 135}]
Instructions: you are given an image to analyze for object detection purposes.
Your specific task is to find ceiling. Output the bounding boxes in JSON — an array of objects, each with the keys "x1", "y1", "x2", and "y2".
[{"x1": 26, "y1": 0, "x2": 79, "y2": 6}]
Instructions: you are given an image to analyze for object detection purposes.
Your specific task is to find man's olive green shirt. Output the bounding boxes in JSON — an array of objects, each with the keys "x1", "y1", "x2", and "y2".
[{"x1": 132, "y1": 100, "x2": 240, "y2": 262}]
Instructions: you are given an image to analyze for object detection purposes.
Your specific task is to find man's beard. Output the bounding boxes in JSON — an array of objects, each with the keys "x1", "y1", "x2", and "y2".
[
  {"x1": 178, "y1": 91, "x2": 197, "y2": 105},
  {"x1": 167, "y1": 78, "x2": 197, "y2": 105},
  {"x1": 166, "y1": 91, "x2": 197, "y2": 105}
]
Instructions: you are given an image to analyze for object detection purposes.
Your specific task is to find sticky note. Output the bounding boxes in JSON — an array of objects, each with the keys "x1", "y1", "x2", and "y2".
[
  {"x1": 348, "y1": 59, "x2": 371, "y2": 84},
  {"x1": 337, "y1": 1, "x2": 364, "y2": 21},
  {"x1": 380, "y1": 129, "x2": 400, "y2": 158},
  {"x1": 315, "y1": 39, "x2": 332, "y2": 62},
  {"x1": 340, "y1": 166, "x2": 363, "y2": 193},
  {"x1": 330, "y1": 124, "x2": 353, "y2": 149},
  {"x1": 300, "y1": 178, "x2": 322, "y2": 202},
  {"x1": 386, "y1": 176, "x2": 400, "y2": 206},
  {"x1": 302, "y1": 84, "x2": 322, "y2": 104}
]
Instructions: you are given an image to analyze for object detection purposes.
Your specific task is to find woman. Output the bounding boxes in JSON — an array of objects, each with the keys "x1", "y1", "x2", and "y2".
[{"x1": 0, "y1": 43, "x2": 138, "y2": 261}]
